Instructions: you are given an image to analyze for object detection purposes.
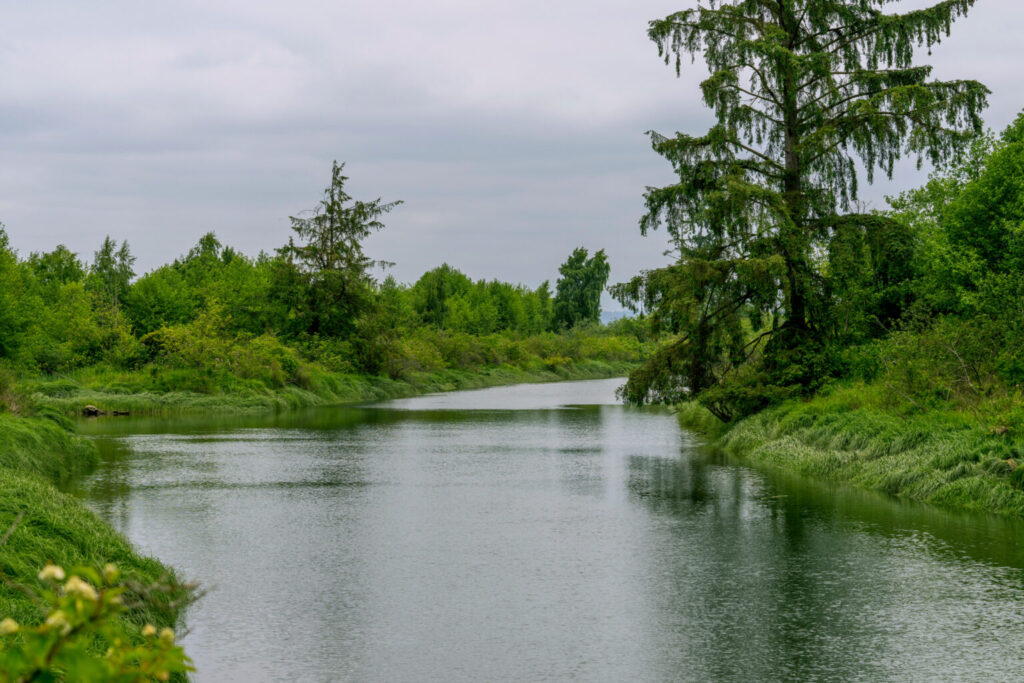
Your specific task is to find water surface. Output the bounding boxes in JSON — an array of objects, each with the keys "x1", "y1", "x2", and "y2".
[{"x1": 75, "y1": 379, "x2": 1024, "y2": 681}]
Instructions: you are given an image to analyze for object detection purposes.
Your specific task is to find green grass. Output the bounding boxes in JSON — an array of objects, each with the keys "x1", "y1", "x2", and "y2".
[
  {"x1": 0, "y1": 348, "x2": 635, "y2": 649},
  {"x1": 677, "y1": 383, "x2": 1024, "y2": 518},
  {"x1": 673, "y1": 401, "x2": 729, "y2": 439},
  {"x1": 0, "y1": 414, "x2": 183, "y2": 630},
  {"x1": 0, "y1": 470, "x2": 182, "y2": 628},
  {"x1": 28, "y1": 359, "x2": 635, "y2": 417},
  {"x1": 0, "y1": 413, "x2": 98, "y2": 486}
]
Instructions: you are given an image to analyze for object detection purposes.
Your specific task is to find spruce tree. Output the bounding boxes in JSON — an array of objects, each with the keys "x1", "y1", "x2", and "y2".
[
  {"x1": 619, "y1": 0, "x2": 988, "y2": 417},
  {"x1": 283, "y1": 161, "x2": 402, "y2": 337}
]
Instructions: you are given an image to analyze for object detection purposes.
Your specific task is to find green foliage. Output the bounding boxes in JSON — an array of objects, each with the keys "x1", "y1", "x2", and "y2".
[
  {"x1": 445, "y1": 288, "x2": 500, "y2": 335},
  {"x1": 553, "y1": 248, "x2": 610, "y2": 329},
  {"x1": 674, "y1": 401, "x2": 727, "y2": 439},
  {"x1": 944, "y1": 114, "x2": 1024, "y2": 277},
  {"x1": 350, "y1": 277, "x2": 416, "y2": 375},
  {"x1": 0, "y1": 230, "x2": 143, "y2": 374},
  {"x1": 27, "y1": 327, "x2": 645, "y2": 418},
  {"x1": 0, "y1": 228, "x2": 38, "y2": 365},
  {"x1": 868, "y1": 314, "x2": 1024, "y2": 417},
  {"x1": 0, "y1": 563, "x2": 193, "y2": 682},
  {"x1": 123, "y1": 266, "x2": 193, "y2": 338},
  {"x1": 0, "y1": 223, "x2": 640, "y2": 411},
  {"x1": 26, "y1": 246, "x2": 85, "y2": 297},
  {"x1": 410, "y1": 266, "x2": 554, "y2": 335},
  {"x1": 622, "y1": 0, "x2": 988, "y2": 419},
  {"x1": 0, "y1": 414, "x2": 190, "y2": 673},
  {"x1": 0, "y1": 365, "x2": 15, "y2": 414},
  {"x1": 141, "y1": 302, "x2": 313, "y2": 391},
  {"x1": 890, "y1": 115, "x2": 1024, "y2": 321},
  {"x1": 716, "y1": 383, "x2": 1024, "y2": 517},
  {"x1": 280, "y1": 161, "x2": 401, "y2": 338},
  {"x1": 841, "y1": 112, "x2": 1024, "y2": 429},
  {"x1": 0, "y1": 160, "x2": 644, "y2": 417},
  {"x1": 704, "y1": 113, "x2": 1024, "y2": 511},
  {"x1": 410, "y1": 264, "x2": 472, "y2": 327},
  {"x1": 87, "y1": 237, "x2": 136, "y2": 317}
]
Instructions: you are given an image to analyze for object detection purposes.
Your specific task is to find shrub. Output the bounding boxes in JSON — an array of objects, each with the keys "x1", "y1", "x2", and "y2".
[
  {"x1": 0, "y1": 562, "x2": 194, "y2": 682},
  {"x1": 383, "y1": 335, "x2": 446, "y2": 380}
]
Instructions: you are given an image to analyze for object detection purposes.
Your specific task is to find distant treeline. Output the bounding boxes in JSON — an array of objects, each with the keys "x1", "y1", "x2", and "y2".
[{"x1": 0, "y1": 162, "x2": 642, "y2": 397}]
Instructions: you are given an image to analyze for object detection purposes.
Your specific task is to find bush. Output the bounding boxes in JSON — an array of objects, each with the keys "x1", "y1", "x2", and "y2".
[
  {"x1": 0, "y1": 562, "x2": 194, "y2": 682},
  {"x1": 297, "y1": 337, "x2": 357, "y2": 374},
  {"x1": 383, "y1": 334, "x2": 446, "y2": 380},
  {"x1": 875, "y1": 316, "x2": 1013, "y2": 411}
]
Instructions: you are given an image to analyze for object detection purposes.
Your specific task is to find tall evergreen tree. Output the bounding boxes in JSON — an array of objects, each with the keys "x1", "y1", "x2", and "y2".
[
  {"x1": 281, "y1": 161, "x2": 402, "y2": 337},
  {"x1": 621, "y1": 0, "x2": 988, "y2": 417},
  {"x1": 285, "y1": 162, "x2": 400, "y2": 278}
]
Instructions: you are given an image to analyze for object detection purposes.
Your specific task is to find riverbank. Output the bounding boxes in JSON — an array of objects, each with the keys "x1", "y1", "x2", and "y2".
[
  {"x1": 0, "y1": 413, "x2": 182, "y2": 630},
  {"x1": 0, "y1": 358, "x2": 634, "y2": 632},
  {"x1": 27, "y1": 358, "x2": 635, "y2": 417},
  {"x1": 677, "y1": 382, "x2": 1024, "y2": 518}
]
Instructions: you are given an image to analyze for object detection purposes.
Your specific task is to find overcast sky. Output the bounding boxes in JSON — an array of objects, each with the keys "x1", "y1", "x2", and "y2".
[{"x1": 1, "y1": 0, "x2": 1021, "y2": 302}]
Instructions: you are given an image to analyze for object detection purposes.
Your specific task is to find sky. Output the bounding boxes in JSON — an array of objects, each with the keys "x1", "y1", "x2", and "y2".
[{"x1": 1, "y1": 0, "x2": 1021, "y2": 304}]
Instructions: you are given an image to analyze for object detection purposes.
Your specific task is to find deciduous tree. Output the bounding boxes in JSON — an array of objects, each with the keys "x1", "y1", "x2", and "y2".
[{"x1": 553, "y1": 248, "x2": 610, "y2": 329}]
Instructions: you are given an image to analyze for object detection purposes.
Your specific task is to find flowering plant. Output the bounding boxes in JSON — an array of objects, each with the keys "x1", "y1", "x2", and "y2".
[{"x1": 0, "y1": 562, "x2": 193, "y2": 682}]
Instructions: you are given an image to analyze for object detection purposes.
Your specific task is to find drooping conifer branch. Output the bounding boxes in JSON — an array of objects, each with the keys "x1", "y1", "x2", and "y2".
[{"x1": 617, "y1": 0, "x2": 988, "y2": 416}]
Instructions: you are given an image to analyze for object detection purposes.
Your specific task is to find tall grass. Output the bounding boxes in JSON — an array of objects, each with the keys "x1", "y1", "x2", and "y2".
[
  {"x1": 692, "y1": 383, "x2": 1024, "y2": 517},
  {"x1": 0, "y1": 415, "x2": 183, "y2": 630},
  {"x1": 0, "y1": 413, "x2": 98, "y2": 485},
  {"x1": 0, "y1": 470, "x2": 182, "y2": 627},
  {"x1": 27, "y1": 359, "x2": 636, "y2": 417},
  {"x1": 674, "y1": 401, "x2": 728, "y2": 439}
]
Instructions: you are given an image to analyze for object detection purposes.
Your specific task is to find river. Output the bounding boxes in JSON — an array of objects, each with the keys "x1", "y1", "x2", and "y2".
[{"x1": 72, "y1": 378, "x2": 1024, "y2": 681}]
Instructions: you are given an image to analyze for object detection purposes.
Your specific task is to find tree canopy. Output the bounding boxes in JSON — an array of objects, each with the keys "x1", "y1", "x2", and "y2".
[
  {"x1": 553, "y1": 248, "x2": 610, "y2": 329},
  {"x1": 284, "y1": 161, "x2": 401, "y2": 276},
  {"x1": 278, "y1": 161, "x2": 402, "y2": 337},
  {"x1": 618, "y1": 0, "x2": 988, "y2": 419}
]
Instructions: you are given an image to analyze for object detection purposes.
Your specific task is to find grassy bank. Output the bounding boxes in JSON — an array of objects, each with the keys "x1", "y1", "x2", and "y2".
[
  {"x1": 2, "y1": 354, "x2": 633, "y2": 626},
  {"x1": 0, "y1": 414, "x2": 183, "y2": 630},
  {"x1": 0, "y1": 413, "x2": 97, "y2": 485},
  {"x1": 0, "y1": 342, "x2": 637, "y2": 654},
  {"x1": 677, "y1": 382, "x2": 1024, "y2": 518},
  {"x1": 26, "y1": 358, "x2": 635, "y2": 417}
]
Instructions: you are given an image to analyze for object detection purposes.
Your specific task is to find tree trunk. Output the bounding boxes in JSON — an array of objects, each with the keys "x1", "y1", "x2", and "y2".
[{"x1": 780, "y1": 5, "x2": 808, "y2": 339}]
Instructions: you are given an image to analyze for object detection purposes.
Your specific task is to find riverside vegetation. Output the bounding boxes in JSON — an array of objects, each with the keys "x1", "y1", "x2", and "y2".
[
  {"x1": 2, "y1": 0, "x2": 1022, "y2": 676},
  {"x1": 0, "y1": 160, "x2": 647, "y2": 676},
  {"x1": 0, "y1": 165, "x2": 643, "y2": 417},
  {"x1": 0, "y1": 413, "x2": 195, "y2": 681},
  {"x1": 0, "y1": 562, "x2": 193, "y2": 682},
  {"x1": 616, "y1": 0, "x2": 1024, "y2": 517}
]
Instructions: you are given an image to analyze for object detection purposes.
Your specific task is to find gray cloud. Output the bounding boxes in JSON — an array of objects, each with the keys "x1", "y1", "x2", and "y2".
[{"x1": 0, "y1": 0, "x2": 1020, "y2": 303}]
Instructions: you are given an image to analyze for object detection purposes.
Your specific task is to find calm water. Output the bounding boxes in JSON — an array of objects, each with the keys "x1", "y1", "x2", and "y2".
[{"x1": 73, "y1": 378, "x2": 1024, "y2": 682}]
